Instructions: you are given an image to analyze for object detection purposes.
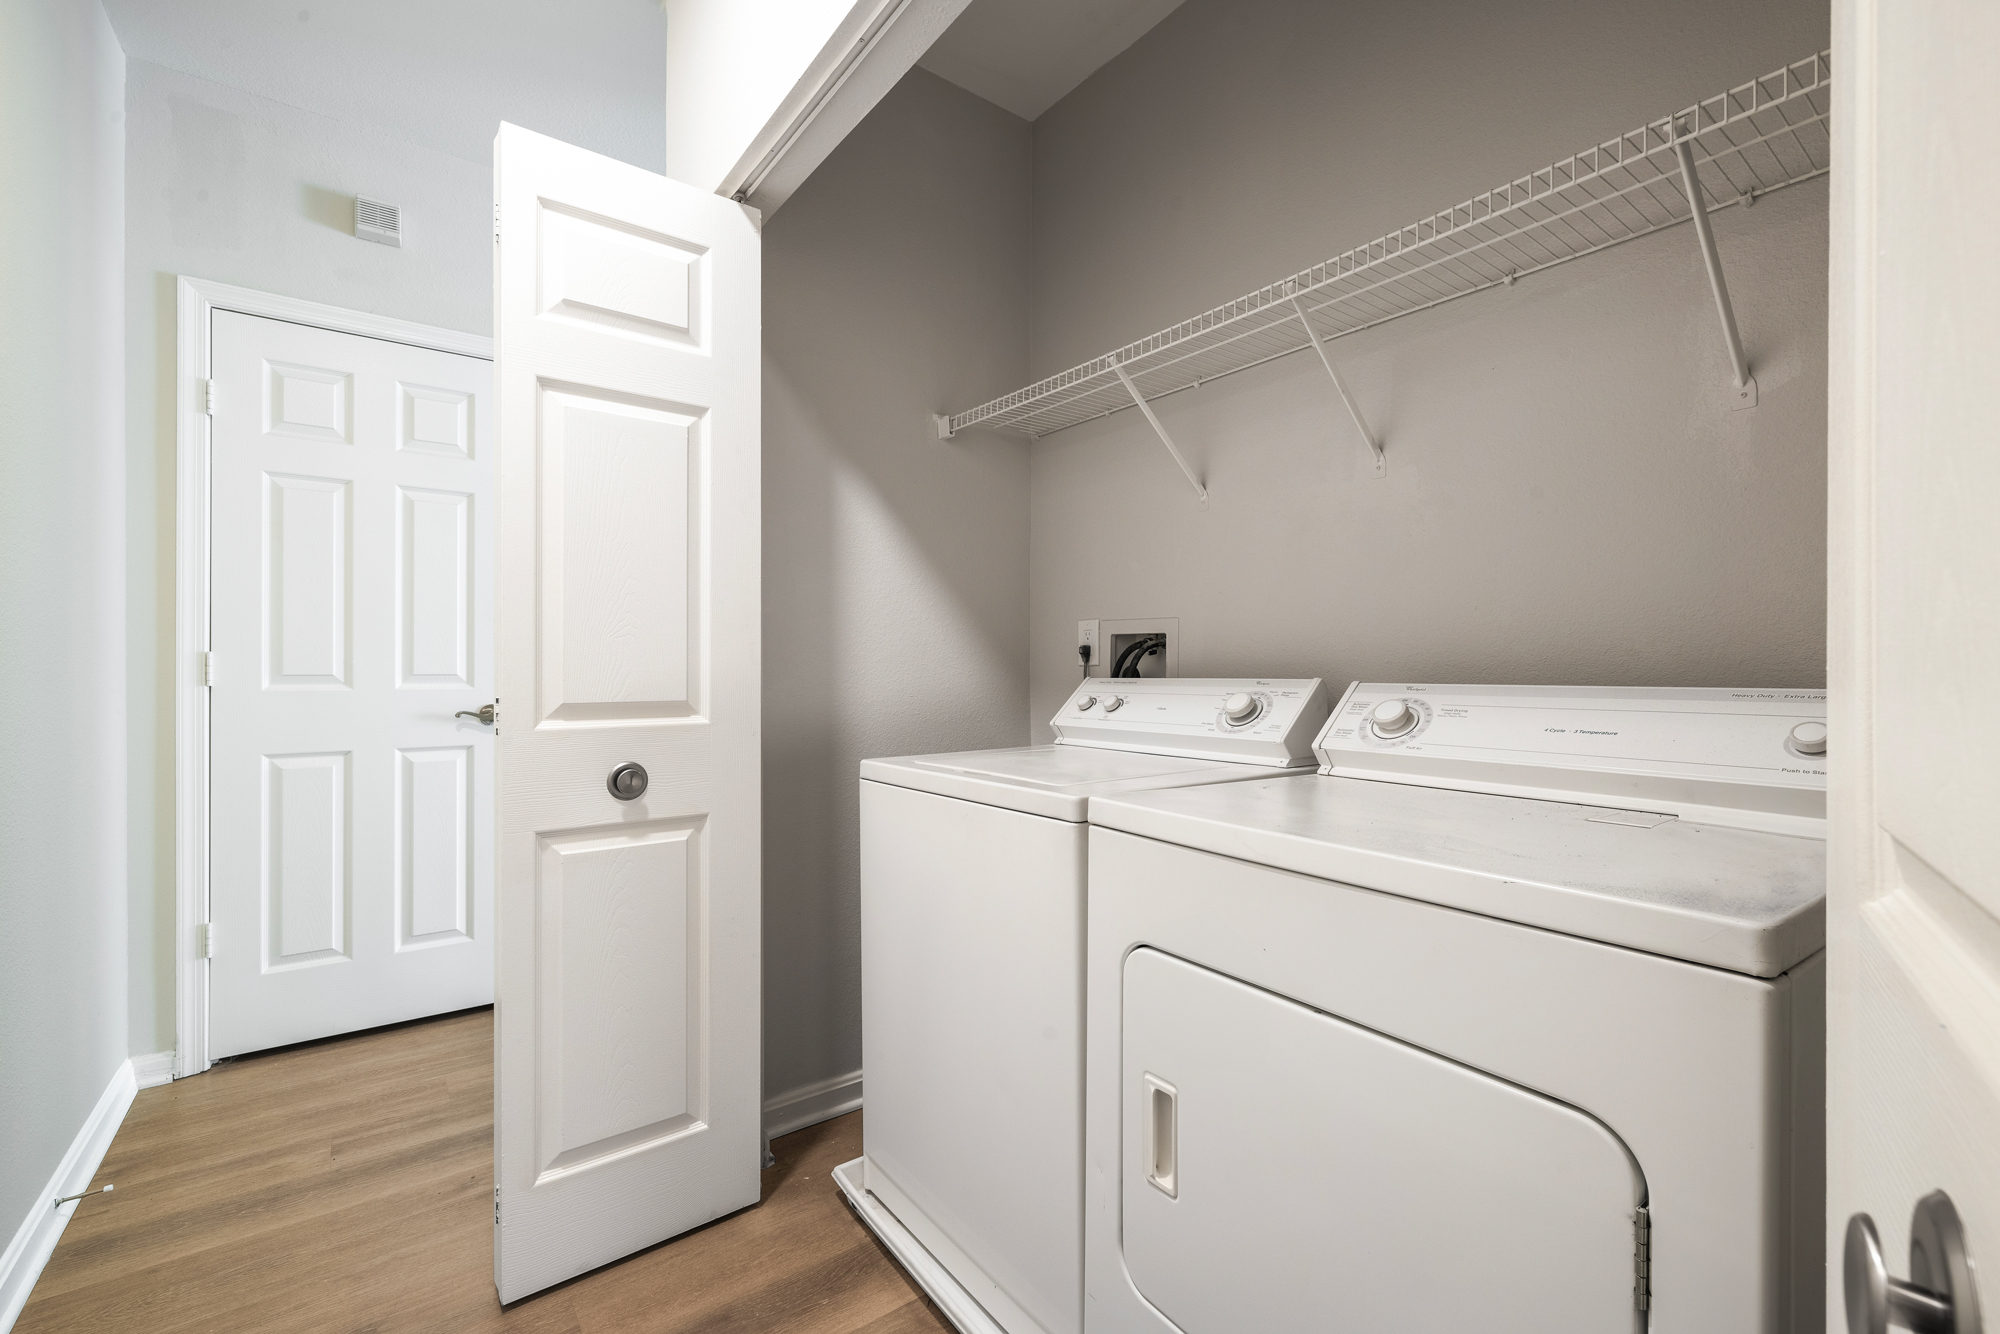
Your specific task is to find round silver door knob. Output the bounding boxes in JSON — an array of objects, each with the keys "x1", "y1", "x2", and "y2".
[
  {"x1": 1370, "y1": 698, "x2": 1418, "y2": 738},
  {"x1": 1792, "y1": 720, "x2": 1829, "y2": 755},
  {"x1": 1223, "y1": 692, "x2": 1261, "y2": 724},
  {"x1": 607, "y1": 762, "x2": 649, "y2": 801},
  {"x1": 1845, "y1": 1191, "x2": 1981, "y2": 1334}
]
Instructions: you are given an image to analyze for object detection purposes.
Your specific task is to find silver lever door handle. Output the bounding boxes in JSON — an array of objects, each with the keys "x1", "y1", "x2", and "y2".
[
  {"x1": 454, "y1": 704, "x2": 496, "y2": 726},
  {"x1": 1846, "y1": 1191, "x2": 1982, "y2": 1334}
]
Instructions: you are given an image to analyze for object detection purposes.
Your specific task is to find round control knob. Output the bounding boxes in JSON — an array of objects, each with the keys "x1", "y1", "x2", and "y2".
[
  {"x1": 1103, "y1": 696, "x2": 1125, "y2": 713},
  {"x1": 1790, "y1": 721, "x2": 1828, "y2": 756},
  {"x1": 1370, "y1": 698, "x2": 1419, "y2": 739},
  {"x1": 1223, "y1": 692, "x2": 1262, "y2": 725},
  {"x1": 1076, "y1": 696, "x2": 1098, "y2": 711}
]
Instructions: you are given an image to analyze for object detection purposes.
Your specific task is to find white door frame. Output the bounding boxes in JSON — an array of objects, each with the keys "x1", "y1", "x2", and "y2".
[{"x1": 173, "y1": 276, "x2": 492, "y2": 1078}]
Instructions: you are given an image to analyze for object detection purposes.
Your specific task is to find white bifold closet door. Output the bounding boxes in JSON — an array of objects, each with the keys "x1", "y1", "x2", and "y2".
[
  {"x1": 208, "y1": 312, "x2": 495, "y2": 1060},
  {"x1": 490, "y1": 123, "x2": 762, "y2": 1303}
]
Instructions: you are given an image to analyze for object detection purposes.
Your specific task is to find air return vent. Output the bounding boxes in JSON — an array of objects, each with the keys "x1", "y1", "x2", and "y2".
[{"x1": 354, "y1": 195, "x2": 401, "y2": 247}]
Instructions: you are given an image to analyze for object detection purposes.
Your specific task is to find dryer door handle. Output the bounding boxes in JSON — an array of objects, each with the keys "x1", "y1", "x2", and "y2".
[{"x1": 1144, "y1": 1074, "x2": 1178, "y2": 1199}]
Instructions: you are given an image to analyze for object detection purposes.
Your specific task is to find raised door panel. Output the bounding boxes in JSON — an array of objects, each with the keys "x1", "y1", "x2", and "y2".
[
  {"x1": 265, "y1": 360, "x2": 354, "y2": 444},
  {"x1": 266, "y1": 473, "x2": 351, "y2": 688},
  {"x1": 1122, "y1": 948, "x2": 1646, "y2": 1334},
  {"x1": 535, "y1": 821, "x2": 703, "y2": 1177},
  {"x1": 536, "y1": 391, "x2": 700, "y2": 723},
  {"x1": 398, "y1": 746, "x2": 471, "y2": 947},
  {"x1": 264, "y1": 751, "x2": 350, "y2": 968},
  {"x1": 399, "y1": 487, "x2": 473, "y2": 687},
  {"x1": 537, "y1": 203, "x2": 705, "y2": 348},
  {"x1": 400, "y1": 382, "x2": 475, "y2": 458}
]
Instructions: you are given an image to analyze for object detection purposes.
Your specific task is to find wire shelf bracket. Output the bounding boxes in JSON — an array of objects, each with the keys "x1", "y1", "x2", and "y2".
[
  {"x1": 1673, "y1": 136, "x2": 1758, "y2": 409},
  {"x1": 1112, "y1": 357, "x2": 1206, "y2": 501},
  {"x1": 1289, "y1": 293, "x2": 1386, "y2": 477},
  {"x1": 932, "y1": 50, "x2": 1829, "y2": 479}
]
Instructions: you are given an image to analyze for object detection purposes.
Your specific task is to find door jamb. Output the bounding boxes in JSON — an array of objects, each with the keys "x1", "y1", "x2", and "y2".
[{"x1": 173, "y1": 277, "x2": 492, "y2": 1078}]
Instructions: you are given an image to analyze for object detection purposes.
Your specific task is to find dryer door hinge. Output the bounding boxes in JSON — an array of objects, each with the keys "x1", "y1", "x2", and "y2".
[{"x1": 1634, "y1": 1206, "x2": 1652, "y2": 1312}]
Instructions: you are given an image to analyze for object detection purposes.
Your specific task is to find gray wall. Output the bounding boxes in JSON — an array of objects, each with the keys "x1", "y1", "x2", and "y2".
[
  {"x1": 0, "y1": 0, "x2": 129, "y2": 1244},
  {"x1": 1022, "y1": 0, "x2": 1831, "y2": 737},
  {"x1": 762, "y1": 68, "x2": 1032, "y2": 1103},
  {"x1": 124, "y1": 58, "x2": 493, "y2": 1056}
]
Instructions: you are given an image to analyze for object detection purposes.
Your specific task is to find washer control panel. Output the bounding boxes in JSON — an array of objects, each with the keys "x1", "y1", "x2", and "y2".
[
  {"x1": 1317, "y1": 683, "x2": 1829, "y2": 834},
  {"x1": 1055, "y1": 678, "x2": 1330, "y2": 768}
]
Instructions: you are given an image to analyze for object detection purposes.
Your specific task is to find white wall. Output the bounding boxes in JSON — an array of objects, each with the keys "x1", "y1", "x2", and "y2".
[
  {"x1": 762, "y1": 68, "x2": 1032, "y2": 1103},
  {"x1": 1021, "y1": 0, "x2": 1831, "y2": 735},
  {"x1": 663, "y1": 0, "x2": 863, "y2": 191},
  {"x1": 124, "y1": 59, "x2": 493, "y2": 1056},
  {"x1": 0, "y1": 0, "x2": 129, "y2": 1248}
]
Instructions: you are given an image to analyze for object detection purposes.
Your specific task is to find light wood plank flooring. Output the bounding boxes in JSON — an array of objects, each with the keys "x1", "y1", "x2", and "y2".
[{"x1": 17, "y1": 1010, "x2": 951, "y2": 1333}]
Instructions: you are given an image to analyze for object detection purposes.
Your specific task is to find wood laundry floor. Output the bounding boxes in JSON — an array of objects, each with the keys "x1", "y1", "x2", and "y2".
[{"x1": 16, "y1": 1010, "x2": 951, "y2": 1334}]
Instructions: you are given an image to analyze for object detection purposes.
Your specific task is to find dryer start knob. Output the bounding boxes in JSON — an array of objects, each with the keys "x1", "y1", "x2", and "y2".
[
  {"x1": 1077, "y1": 696, "x2": 1098, "y2": 711},
  {"x1": 1223, "y1": 692, "x2": 1262, "y2": 724},
  {"x1": 1790, "y1": 721, "x2": 1828, "y2": 755},
  {"x1": 1370, "y1": 698, "x2": 1419, "y2": 738}
]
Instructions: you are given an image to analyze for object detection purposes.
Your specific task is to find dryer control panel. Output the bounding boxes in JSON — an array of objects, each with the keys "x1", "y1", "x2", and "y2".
[
  {"x1": 1317, "y1": 683, "x2": 1828, "y2": 835},
  {"x1": 1054, "y1": 678, "x2": 1329, "y2": 768}
]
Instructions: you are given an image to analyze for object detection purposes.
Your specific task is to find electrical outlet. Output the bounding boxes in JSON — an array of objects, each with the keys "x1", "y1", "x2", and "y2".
[
  {"x1": 1077, "y1": 620, "x2": 1100, "y2": 672},
  {"x1": 1087, "y1": 617, "x2": 1179, "y2": 679}
]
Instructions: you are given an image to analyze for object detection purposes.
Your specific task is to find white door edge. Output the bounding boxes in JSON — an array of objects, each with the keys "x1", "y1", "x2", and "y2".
[{"x1": 172, "y1": 276, "x2": 491, "y2": 1079}]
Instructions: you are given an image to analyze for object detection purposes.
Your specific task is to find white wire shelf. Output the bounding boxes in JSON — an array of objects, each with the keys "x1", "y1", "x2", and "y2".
[{"x1": 941, "y1": 51, "x2": 1830, "y2": 445}]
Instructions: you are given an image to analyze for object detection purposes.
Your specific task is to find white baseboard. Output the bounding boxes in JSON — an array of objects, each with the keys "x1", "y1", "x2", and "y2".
[
  {"x1": 131, "y1": 1053, "x2": 175, "y2": 1091},
  {"x1": 763, "y1": 1068, "x2": 862, "y2": 1143},
  {"x1": 0, "y1": 1059, "x2": 137, "y2": 1333}
]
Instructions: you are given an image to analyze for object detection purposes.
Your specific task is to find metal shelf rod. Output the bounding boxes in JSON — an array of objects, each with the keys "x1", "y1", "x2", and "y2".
[
  {"x1": 1289, "y1": 294, "x2": 1386, "y2": 477},
  {"x1": 1112, "y1": 358, "x2": 1206, "y2": 501},
  {"x1": 1673, "y1": 136, "x2": 1757, "y2": 408}
]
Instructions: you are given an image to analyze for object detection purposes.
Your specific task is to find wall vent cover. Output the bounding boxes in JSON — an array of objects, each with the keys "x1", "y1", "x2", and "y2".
[{"x1": 355, "y1": 196, "x2": 401, "y2": 247}]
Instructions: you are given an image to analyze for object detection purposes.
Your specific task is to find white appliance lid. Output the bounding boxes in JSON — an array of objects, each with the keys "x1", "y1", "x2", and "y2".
[
  {"x1": 1316, "y1": 683, "x2": 1828, "y2": 837},
  {"x1": 1087, "y1": 774, "x2": 1824, "y2": 976},
  {"x1": 860, "y1": 746, "x2": 1276, "y2": 822}
]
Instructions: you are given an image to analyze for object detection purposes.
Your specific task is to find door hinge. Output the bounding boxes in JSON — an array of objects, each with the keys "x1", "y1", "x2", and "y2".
[
  {"x1": 201, "y1": 650, "x2": 217, "y2": 686},
  {"x1": 1634, "y1": 1206, "x2": 1651, "y2": 1312},
  {"x1": 200, "y1": 379, "x2": 215, "y2": 415},
  {"x1": 494, "y1": 1186, "x2": 501, "y2": 1226},
  {"x1": 197, "y1": 923, "x2": 215, "y2": 959},
  {"x1": 493, "y1": 203, "x2": 501, "y2": 244}
]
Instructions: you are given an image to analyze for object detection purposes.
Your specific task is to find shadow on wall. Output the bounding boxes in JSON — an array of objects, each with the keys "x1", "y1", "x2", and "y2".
[{"x1": 299, "y1": 184, "x2": 353, "y2": 234}]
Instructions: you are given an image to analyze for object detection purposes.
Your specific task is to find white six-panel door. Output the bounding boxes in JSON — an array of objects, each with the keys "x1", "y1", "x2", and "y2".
[
  {"x1": 208, "y1": 311, "x2": 495, "y2": 1059},
  {"x1": 491, "y1": 123, "x2": 761, "y2": 1302}
]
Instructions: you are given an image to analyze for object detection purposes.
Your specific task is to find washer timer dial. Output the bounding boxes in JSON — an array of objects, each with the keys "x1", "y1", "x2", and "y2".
[{"x1": 1370, "y1": 698, "x2": 1420, "y2": 739}]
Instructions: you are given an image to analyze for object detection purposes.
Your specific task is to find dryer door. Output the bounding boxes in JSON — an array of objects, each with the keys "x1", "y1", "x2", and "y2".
[{"x1": 1122, "y1": 948, "x2": 1647, "y2": 1334}]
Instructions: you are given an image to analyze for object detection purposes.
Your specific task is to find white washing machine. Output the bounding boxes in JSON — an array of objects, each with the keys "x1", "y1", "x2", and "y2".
[
  {"x1": 835, "y1": 677, "x2": 1332, "y2": 1334},
  {"x1": 1082, "y1": 683, "x2": 1828, "y2": 1334}
]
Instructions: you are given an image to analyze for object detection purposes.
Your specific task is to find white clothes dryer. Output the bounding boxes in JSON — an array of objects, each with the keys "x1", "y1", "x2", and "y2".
[
  {"x1": 836, "y1": 677, "x2": 1331, "y2": 1334},
  {"x1": 1083, "y1": 683, "x2": 1828, "y2": 1334}
]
